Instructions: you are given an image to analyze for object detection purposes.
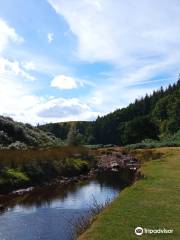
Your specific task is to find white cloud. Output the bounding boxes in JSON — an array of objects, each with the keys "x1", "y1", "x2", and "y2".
[
  {"x1": 35, "y1": 97, "x2": 99, "y2": 122},
  {"x1": 48, "y1": 0, "x2": 180, "y2": 64},
  {"x1": 0, "y1": 92, "x2": 99, "y2": 124},
  {"x1": 0, "y1": 19, "x2": 39, "y2": 123},
  {"x1": 0, "y1": 58, "x2": 36, "y2": 81},
  {"x1": 0, "y1": 63, "x2": 98, "y2": 124},
  {"x1": 0, "y1": 70, "x2": 37, "y2": 117},
  {"x1": 23, "y1": 61, "x2": 36, "y2": 71},
  {"x1": 0, "y1": 18, "x2": 24, "y2": 53},
  {"x1": 10, "y1": 49, "x2": 70, "y2": 76},
  {"x1": 1, "y1": 2, "x2": 180, "y2": 124},
  {"x1": 0, "y1": 19, "x2": 35, "y2": 81},
  {"x1": 51, "y1": 74, "x2": 78, "y2": 89},
  {"x1": 50, "y1": 74, "x2": 94, "y2": 90},
  {"x1": 47, "y1": 32, "x2": 54, "y2": 43},
  {"x1": 0, "y1": 18, "x2": 98, "y2": 124},
  {"x1": 87, "y1": 57, "x2": 179, "y2": 114},
  {"x1": 48, "y1": 0, "x2": 180, "y2": 117}
]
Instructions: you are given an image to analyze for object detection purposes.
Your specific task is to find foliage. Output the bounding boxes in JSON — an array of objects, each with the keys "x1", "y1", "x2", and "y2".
[
  {"x1": 93, "y1": 79, "x2": 180, "y2": 145},
  {"x1": 119, "y1": 115, "x2": 159, "y2": 144},
  {"x1": 0, "y1": 168, "x2": 29, "y2": 189},
  {"x1": 152, "y1": 90, "x2": 180, "y2": 134},
  {"x1": 0, "y1": 146, "x2": 93, "y2": 193},
  {"x1": 39, "y1": 121, "x2": 94, "y2": 144},
  {"x1": 8, "y1": 141, "x2": 28, "y2": 150},
  {"x1": 0, "y1": 116, "x2": 61, "y2": 148},
  {"x1": 67, "y1": 124, "x2": 79, "y2": 146},
  {"x1": 126, "y1": 131, "x2": 180, "y2": 149}
]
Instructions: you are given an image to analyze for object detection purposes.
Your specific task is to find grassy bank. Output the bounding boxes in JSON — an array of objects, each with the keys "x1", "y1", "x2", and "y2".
[
  {"x1": 0, "y1": 146, "x2": 94, "y2": 193},
  {"x1": 79, "y1": 147, "x2": 180, "y2": 240}
]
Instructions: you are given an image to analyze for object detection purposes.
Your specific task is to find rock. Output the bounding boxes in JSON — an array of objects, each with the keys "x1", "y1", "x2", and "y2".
[
  {"x1": 12, "y1": 187, "x2": 34, "y2": 195},
  {"x1": 97, "y1": 153, "x2": 139, "y2": 172}
]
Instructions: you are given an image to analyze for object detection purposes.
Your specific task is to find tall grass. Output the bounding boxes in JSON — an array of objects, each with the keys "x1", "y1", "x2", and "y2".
[
  {"x1": 0, "y1": 146, "x2": 94, "y2": 193},
  {"x1": 72, "y1": 196, "x2": 111, "y2": 239}
]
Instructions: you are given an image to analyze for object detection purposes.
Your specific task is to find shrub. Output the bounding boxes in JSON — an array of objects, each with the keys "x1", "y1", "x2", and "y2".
[
  {"x1": 0, "y1": 168, "x2": 29, "y2": 189},
  {"x1": 8, "y1": 141, "x2": 28, "y2": 150},
  {"x1": 126, "y1": 132, "x2": 180, "y2": 150}
]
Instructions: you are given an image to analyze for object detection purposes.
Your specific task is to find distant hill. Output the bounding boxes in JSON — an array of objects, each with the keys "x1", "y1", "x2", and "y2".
[
  {"x1": 0, "y1": 116, "x2": 59, "y2": 148},
  {"x1": 39, "y1": 79, "x2": 180, "y2": 145},
  {"x1": 39, "y1": 121, "x2": 95, "y2": 144}
]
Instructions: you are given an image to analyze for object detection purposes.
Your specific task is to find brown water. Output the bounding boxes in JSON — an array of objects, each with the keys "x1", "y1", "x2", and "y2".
[{"x1": 0, "y1": 174, "x2": 126, "y2": 240}]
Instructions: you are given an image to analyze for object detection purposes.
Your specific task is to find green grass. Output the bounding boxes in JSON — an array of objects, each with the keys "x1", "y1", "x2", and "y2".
[{"x1": 79, "y1": 147, "x2": 180, "y2": 240}]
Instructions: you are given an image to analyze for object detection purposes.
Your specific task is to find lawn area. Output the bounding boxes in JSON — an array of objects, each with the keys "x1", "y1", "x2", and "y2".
[{"x1": 79, "y1": 147, "x2": 180, "y2": 240}]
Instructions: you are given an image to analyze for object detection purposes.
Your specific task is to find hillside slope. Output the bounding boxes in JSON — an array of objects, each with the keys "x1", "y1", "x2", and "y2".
[
  {"x1": 94, "y1": 79, "x2": 180, "y2": 144},
  {"x1": 0, "y1": 116, "x2": 59, "y2": 148},
  {"x1": 39, "y1": 121, "x2": 94, "y2": 144}
]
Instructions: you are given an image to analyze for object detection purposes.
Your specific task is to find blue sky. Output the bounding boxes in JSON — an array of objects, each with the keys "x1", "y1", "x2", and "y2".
[{"x1": 0, "y1": 0, "x2": 180, "y2": 124}]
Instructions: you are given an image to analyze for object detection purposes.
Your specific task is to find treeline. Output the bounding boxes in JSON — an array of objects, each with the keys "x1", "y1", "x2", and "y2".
[
  {"x1": 40, "y1": 79, "x2": 180, "y2": 145},
  {"x1": 39, "y1": 121, "x2": 95, "y2": 145}
]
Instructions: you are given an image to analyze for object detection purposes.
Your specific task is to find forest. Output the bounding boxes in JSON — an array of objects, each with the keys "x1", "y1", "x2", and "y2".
[{"x1": 40, "y1": 79, "x2": 180, "y2": 146}]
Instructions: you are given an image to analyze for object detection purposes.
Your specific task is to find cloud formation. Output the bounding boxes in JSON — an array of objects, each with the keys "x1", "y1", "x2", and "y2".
[
  {"x1": 37, "y1": 98, "x2": 98, "y2": 121},
  {"x1": 0, "y1": 58, "x2": 35, "y2": 81},
  {"x1": 51, "y1": 74, "x2": 77, "y2": 89},
  {"x1": 0, "y1": 18, "x2": 23, "y2": 53},
  {"x1": 48, "y1": 0, "x2": 180, "y2": 115},
  {"x1": 47, "y1": 32, "x2": 54, "y2": 43},
  {"x1": 48, "y1": 0, "x2": 180, "y2": 64},
  {"x1": 1, "y1": 2, "x2": 180, "y2": 124}
]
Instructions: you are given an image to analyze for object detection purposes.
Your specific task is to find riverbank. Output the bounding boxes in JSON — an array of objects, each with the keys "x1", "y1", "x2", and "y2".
[
  {"x1": 6, "y1": 171, "x2": 95, "y2": 197},
  {"x1": 0, "y1": 146, "x2": 138, "y2": 195},
  {"x1": 79, "y1": 147, "x2": 180, "y2": 240},
  {"x1": 0, "y1": 146, "x2": 94, "y2": 194}
]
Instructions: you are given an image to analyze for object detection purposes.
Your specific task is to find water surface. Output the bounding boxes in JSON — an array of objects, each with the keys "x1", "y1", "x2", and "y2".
[{"x1": 0, "y1": 175, "x2": 124, "y2": 240}]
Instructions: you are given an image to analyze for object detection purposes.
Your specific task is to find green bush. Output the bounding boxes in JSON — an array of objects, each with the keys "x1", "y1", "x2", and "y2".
[
  {"x1": 0, "y1": 168, "x2": 29, "y2": 189},
  {"x1": 126, "y1": 132, "x2": 180, "y2": 150}
]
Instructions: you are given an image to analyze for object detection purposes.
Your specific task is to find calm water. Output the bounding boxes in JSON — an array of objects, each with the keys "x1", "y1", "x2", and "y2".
[{"x1": 0, "y1": 175, "x2": 124, "y2": 240}]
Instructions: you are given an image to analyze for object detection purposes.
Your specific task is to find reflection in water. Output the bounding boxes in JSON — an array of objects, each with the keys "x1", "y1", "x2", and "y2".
[{"x1": 0, "y1": 173, "x2": 129, "y2": 240}]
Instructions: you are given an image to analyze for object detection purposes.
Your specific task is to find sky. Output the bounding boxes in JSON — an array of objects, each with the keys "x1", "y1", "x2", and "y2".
[{"x1": 0, "y1": 0, "x2": 180, "y2": 125}]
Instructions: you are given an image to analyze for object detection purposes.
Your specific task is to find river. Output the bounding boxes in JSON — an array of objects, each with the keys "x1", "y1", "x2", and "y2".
[{"x1": 0, "y1": 174, "x2": 128, "y2": 240}]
